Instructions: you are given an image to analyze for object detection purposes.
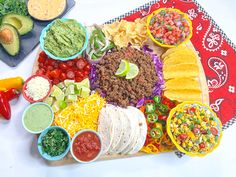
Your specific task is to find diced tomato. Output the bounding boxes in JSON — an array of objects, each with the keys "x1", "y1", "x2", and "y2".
[
  {"x1": 66, "y1": 71, "x2": 75, "y2": 79},
  {"x1": 66, "y1": 61, "x2": 74, "y2": 67},
  {"x1": 210, "y1": 127, "x2": 218, "y2": 136},
  {"x1": 59, "y1": 63, "x2": 68, "y2": 70},
  {"x1": 50, "y1": 69, "x2": 61, "y2": 79},
  {"x1": 179, "y1": 133, "x2": 187, "y2": 140},
  {"x1": 199, "y1": 142, "x2": 205, "y2": 149},
  {"x1": 193, "y1": 127, "x2": 200, "y2": 134},
  {"x1": 47, "y1": 65, "x2": 54, "y2": 71},
  {"x1": 76, "y1": 58, "x2": 86, "y2": 70},
  {"x1": 159, "y1": 115, "x2": 167, "y2": 120}
]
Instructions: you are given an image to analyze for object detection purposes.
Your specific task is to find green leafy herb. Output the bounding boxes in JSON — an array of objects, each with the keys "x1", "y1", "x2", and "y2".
[
  {"x1": 0, "y1": 0, "x2": 28, "y2": 24},
  {"x1": 41, "y1": 128, "x2": 69, "y2": 157}
]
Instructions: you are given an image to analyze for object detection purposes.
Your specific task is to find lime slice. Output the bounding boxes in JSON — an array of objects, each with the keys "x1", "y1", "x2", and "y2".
[
  {"x1": 51, "y1": 85, "x2": 63, "y2": 98},
  {"x1": 43, "y1": 97, "x2": 54, "y2": 106},
  {"x1": 125, "y1": 63, "x2": 139, "y2": 80},
  {"x1": 75, "y1": 78, "x2": 90, "y2": 89},
  {"x1": 64, "y1": 79, "x2": 75, "y2": 87},
  {"x1": 80, "y1": 87, "x2": 90, "y2": 98},
  {"x1": 115, "y1": 60, "x2": 130, "y2": 77}
]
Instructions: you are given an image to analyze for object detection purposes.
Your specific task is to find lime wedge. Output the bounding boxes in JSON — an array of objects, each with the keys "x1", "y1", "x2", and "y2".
[
  {"x1": 80, "y1": 87, "x2": 90, "y2": 98},
  {"x1": 64, "y1": 79, "x2": 75, "y2": 87},
  {"x1": 43, "y1": 97, "x2": 54, "y2": 106},
  {"x1": 58, "y1": 100, "x2": 67, "y2": 109},
  {"x1": 51, "y1": 85, "x2": 63, "y2": 98},
  {"x1": 115, "y1": 60, "x2": 130, "y2": 77},
  {"x1": 125, "y1": 63, "x2": 139, "y2": 80},
  {"x1": 75, "y1": 78, "x2": 90, "y2": 89}
]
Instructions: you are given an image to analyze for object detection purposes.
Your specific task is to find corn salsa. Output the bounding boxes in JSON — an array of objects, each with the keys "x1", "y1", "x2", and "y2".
[
  {"x1": 148, "y1": 8, "x2": 192, "y2": 46},
  {"x1": 168, "y1": 103, "x2": 222, "y2": 156}
]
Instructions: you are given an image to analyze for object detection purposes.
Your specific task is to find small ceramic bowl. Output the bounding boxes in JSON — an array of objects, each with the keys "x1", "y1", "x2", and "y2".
[
  {"x1": 146, "y1": 8, "x2": 193, "y2": 48},
  {"x1": 70, "y1": 129, "x2": 103, "y2": 163},
  {"x1": 22, "y1": 75, "x2": 52, "y2": 103},
  {"x1": 22, "y1": 102, "x2": 54, "y2": 134},
  {"x1": 40, "y1": 18, "x2": 89, "y2": 61},
  {"x1": 38, "y1": 126, "x2": 71, "y2": 161}
]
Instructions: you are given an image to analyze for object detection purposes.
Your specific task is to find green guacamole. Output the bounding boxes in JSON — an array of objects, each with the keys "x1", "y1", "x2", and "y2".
[
  {"x1": 23, "y1": 104, "x2": 53, "y2": 133},
  {"x1": 44, "y1": 19, "x2": 86, "y2": 58}
]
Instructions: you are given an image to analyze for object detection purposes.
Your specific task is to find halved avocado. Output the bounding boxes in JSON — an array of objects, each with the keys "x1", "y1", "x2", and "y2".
[
  {"x1": 0, "y1": 24, "x2": 20, "y2": 56},
  {"x1": 2, "y1": 13, "x2": 34, "y2": 35}
]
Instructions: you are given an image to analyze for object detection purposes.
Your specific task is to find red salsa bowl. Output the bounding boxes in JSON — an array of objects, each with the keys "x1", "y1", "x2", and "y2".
[{"x1": 70, "y1": 129, "x2": 103, "y2": 163}]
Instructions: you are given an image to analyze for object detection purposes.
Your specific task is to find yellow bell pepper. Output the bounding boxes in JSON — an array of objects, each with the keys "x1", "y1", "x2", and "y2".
[{"x1": 0, "y1": 77, "x2": 24, "y2": 91}]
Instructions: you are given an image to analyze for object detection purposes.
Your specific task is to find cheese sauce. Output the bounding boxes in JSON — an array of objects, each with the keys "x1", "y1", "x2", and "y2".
[{"x1": 28, "y1": 0, "x2": 66, "y2": 20}]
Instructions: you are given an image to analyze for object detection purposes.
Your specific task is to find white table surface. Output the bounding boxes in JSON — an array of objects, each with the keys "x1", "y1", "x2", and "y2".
[{"x1": 1, "y1": 0, "x2": 236, "y2": 177}]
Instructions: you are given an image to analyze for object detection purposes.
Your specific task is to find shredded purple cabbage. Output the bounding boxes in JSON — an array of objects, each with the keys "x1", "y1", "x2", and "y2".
[{"x1": 142, "y1": 45, "x2": 164, "y2": 96}]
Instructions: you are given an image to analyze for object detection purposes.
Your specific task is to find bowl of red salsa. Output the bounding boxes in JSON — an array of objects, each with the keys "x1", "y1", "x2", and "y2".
[
  {"x1": 147, "y1": 8, "x2": 193, "y2": 48},
  {"x1": 70, "y1": 129, "x2": 102, "y2": 163}
]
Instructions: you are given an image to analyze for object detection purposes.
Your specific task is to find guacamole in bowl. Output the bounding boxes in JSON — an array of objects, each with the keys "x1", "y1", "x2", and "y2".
[{"x1": 40, "y1": 18, "x2": 89, "y2": 61}]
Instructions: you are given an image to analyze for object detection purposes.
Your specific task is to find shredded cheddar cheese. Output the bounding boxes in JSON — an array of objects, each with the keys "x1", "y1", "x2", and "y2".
[{"x1": 54, "y1": 93, "x2": 106, "y2": 137}]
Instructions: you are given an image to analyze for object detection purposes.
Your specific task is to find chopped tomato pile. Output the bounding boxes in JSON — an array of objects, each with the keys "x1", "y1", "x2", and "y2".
[
  {"x1": 36, "y1": 52, "x2": 91, "y2": 85},
  {"x1": 149, "y1": 9, "x2": 191, "y2": 45}
]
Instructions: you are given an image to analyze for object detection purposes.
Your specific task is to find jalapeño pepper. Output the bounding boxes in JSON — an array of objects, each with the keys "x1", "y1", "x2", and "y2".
[
  {"x1": 147, "y1": 113, "x2": 158, "y2": 123},
  {"x1": 145, "y1": 103, "x2": 156, "y2": 113},
  {"x1": 150, "y1": 127, "x2": 163, "y2": 139}
]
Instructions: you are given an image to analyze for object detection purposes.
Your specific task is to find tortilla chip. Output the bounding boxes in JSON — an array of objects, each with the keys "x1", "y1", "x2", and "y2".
[
  {"x1": 164, "y1": 54, "x2": 197, "y2": 67},
  {"x1": 164, "y1": 78, "x2": 201, "y2": 90},
  {"x1": 163, "y1": 64, "x2": 199, "y2": 80},
  {"x1": 164, "y1": 89, "x2": 202, "y2": 102}
]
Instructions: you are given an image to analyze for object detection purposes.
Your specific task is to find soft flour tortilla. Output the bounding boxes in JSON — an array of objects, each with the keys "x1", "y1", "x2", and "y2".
[
  {"x1": 163, "y1": 64, "x2": 199, "y2": 80},
  {"x1": 164, "y1": 77, "x2": 201, "y2": 91},
  {"x1": 164, "y1": 89, "x2": 202, "y2": 102}
]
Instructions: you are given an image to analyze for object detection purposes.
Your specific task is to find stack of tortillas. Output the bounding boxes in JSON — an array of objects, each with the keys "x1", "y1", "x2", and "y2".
[
  {"x1": 98, "y1": 104, "x2": 147, "y2": 155},
  {"x1": 162, "y1": 46, "x2": 202, "y2": 102}
]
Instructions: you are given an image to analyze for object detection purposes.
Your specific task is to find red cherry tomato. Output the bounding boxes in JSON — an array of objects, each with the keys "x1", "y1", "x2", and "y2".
[
  {"x1": 38, "y1": 56, "x2": 45, "y2": 63},
  {"x1": 210, "y1": 127, "x2": 218, "y2": 136},
  {"x1": 53, "y1": 62, "x2": 59, "y2": 68},
  {"x1": 59, "y1": 63, "x2": 68, "y2": 70},
  {"x1": 66, "y1": 71, "x2": 75, "y2": 79},
  {"x1": 47, "y1": 65, "x2": 54, "y2": 71},
  {"x1": 39, "y1": 62, "x2": 44, "y2": 68},
  {"x1": 39, "y1": 51, "x2": 47, "y2": 58},
  {"x1": 84, "y1": 64, "x2": 91, "y2": 71},
  {"x1": 75, "y1": 71, "x2": 84, "y2": 78},
  {"x1": 199, "y1": 142, "x2": 205, "y2": 149},
  {"x1": 36, "y1": 69, "x2": 46, "y2": 75},
  {"x1": 60, "y1": 72, "x2": 67, "y2": 81},
  {"x1": 66, "y1": 61, "x2": 74, "y2": 67},
  {"x1": 159, "y1": 115, "x2": 167, "y2": 120},
  {"x1": 83, "y1": 71, "x2": 89, "y2": 76},
  {"x1": 76, "y1": 58, "x2": 86, "y2": 69},
  {"x1": 47, "y1": 59, "x2": 56, "y2": 66},
  {"x1": 53, "y1": 78, "x2": 60, "y2": 85},
  {"x1": 75, "y1": 77, "x2": 83, "y2": 82},
  {"x1": 50, "y1": 69, "x2": 61, "y2": 79}
]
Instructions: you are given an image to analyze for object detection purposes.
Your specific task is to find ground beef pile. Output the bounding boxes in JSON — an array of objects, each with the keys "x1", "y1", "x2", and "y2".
[{"x1": 94, "y1": 47, "x2": 158, "y2": 107}]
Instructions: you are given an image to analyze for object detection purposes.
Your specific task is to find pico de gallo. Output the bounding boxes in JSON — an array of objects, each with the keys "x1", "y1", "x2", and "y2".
[
  {"x1": 36, "y1": 51, "x2": 91, "y2": 85},
  {"x1": 148, "y1": 8, "x2": 192, "y2": 46},
  {"x1": 168, "y1": 103, "x2": 222, "y2": 155},
  {"x1": 140, "y1": 96, "x2": 177, "y2": 154}
]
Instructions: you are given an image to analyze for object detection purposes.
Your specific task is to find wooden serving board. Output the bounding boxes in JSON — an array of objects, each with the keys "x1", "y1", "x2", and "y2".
[{"x1": 32, "y1": 39, "x2": 209, "y2": 165}]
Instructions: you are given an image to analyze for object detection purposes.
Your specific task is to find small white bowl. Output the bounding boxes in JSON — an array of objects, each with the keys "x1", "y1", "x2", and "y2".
[{"x1": 70, "y1": 129, "x2": 103, "y2": 163}]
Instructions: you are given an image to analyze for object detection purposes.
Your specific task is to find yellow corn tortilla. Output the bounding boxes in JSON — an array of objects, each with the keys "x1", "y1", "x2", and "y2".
[
  {"x1": 163, "y1": 64, "x2": 199, "y2": 80},
  {"x1": 164, "y1": 54, "x2": 197, "y2": 67},
  {"x1": 164, "y1": 78, "x2": 201, "y2": 90},
  {"x1": 162, "y1": 46, "x2": 188, "y2": 58},
  {"x1": 164, "y1": 89, "x2": 202, "y2": 102},
  {"x1": 163, "y1": 51, "x2": 196, "y2": 61}
]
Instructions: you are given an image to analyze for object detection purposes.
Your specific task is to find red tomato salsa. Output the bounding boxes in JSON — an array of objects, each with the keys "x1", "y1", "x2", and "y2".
[
  {"x1": 36, "y1": 51, "x2": 91, "y2": 85},
  {"x1": 72, "y1": 131, "x2": 101, "y2": 162},
  {"x1": 149, "y1": 9, "x2": 191, "y2": 46}
]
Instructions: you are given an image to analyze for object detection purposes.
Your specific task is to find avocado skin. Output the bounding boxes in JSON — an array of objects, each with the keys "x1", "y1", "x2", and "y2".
[
  {"x1": 2, "y1": 13, "x2": 34, "y2": 35},
  {"x1": 0, "y1": 24, "x2": 20, "y2": 56}
]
